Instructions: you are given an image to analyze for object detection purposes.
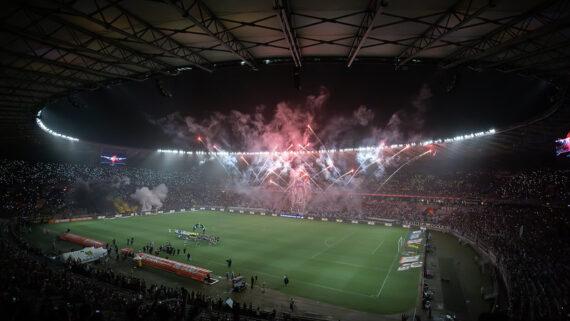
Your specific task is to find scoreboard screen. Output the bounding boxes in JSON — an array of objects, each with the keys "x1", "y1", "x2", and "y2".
[
  {"x1": 555, "y1": 131, "x2": 570, "y2": 157},
  {"x1": 100, "y1": 150, "x2": 127, "y2": 166}
]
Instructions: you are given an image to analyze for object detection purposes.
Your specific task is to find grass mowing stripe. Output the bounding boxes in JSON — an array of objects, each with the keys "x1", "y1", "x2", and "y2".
[{"x1": 30, "y1": 211, "x2": 420, "y2": 314}]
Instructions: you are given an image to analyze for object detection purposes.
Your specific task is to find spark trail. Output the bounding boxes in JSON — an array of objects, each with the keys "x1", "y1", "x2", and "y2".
[
  {"x1": 269, "y1": 180, "x2": 285, "y2": 191},
  {"x1": 375, "y1": 150, "x2": 431, "y2": 192},
  {"x1": 307, "y1": 125, "x2": 327, "y2": 149},
  {"x1": 326, "y1": 169, "x2": 354, "y2": 190},
  {"x1": 310, "y1": 164, "x2": 334, "y2": 180},
  {"x1": 389, "y1": 145, "x2": 409, "y2": 160}
]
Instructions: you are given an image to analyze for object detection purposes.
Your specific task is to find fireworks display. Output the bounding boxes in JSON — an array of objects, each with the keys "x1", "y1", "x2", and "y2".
[
  {"x1": 164, "y1": 128, "x2": 437, "y2": 214},
  {"x1": 37, "y1": 87, "x2": 495, "y2": 214}
]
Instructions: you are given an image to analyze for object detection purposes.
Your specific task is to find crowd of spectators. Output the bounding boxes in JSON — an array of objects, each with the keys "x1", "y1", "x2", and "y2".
[
  {"x1": 0, "y1": 158, "x2": 568, "y2": 320},
  {"x1": 1, "y1": 159, "x2": 567, "y2": 220},
  {"x1": 1, "y1": 222, "x2": 287, "y2": 321},
  {"x1": 439, "y1": 206, "x2": 569, "y2": 321}
]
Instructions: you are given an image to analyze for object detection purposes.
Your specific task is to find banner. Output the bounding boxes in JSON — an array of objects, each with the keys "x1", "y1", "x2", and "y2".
[
  {"x1": 135, "y1": 253, "x2": 212, "y2": 282},
  {"x1": 121, "y1": 247, "x2": 134, "y2": 255},
  {"x1": 398, "y1": 264, "x2": 410, "y2": 271},
  {"x1": 407, "y1": 239, "x2": 422, "y2": 245},
  {"x1": 60, "y1": 233, "x2": 106, "y2": 248},
  {"x1": 61, "y1": 246, "x2": 107, "y2": 264},
  {"x1": 399, "y1": 255, "x2": 420, "y2": 264},
  {"x1": 409, "y1": 230, "x2": 422, "y2": 240},
  {"x1": 49, "y1": 217, "x2": 93, "y2": 224},
  {"x1": 397, "y1": 262, "x2": 423, "y2": 271}
]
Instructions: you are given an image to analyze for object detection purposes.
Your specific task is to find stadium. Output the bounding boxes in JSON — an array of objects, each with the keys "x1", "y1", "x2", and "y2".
[{"x1": 0, "y1": 1, "x2": 569, "y2": 321}]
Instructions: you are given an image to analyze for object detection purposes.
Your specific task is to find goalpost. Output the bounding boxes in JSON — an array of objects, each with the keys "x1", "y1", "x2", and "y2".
[{"x1": 397, "y1": 236, "x2": 406, "y2": 254}]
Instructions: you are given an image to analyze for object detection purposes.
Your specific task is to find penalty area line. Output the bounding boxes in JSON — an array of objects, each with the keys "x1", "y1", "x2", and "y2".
[
  {"x1": 375, "y1": 253, "x2": 399, "y2": 297},
  {"x1": 311, "y1": 231, "x2": 354, "y2": 259},
  {"x1": 202, "y1": 258, "x2": 373, "y2": 297},
  {"x1": 371, "y1": 239, "x2": 385, "y2": 255}
]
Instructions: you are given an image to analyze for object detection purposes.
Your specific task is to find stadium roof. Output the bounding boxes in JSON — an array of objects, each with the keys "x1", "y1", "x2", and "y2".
[{"x1": 1, "y1": 0, "x2": 569, "y2": 142}]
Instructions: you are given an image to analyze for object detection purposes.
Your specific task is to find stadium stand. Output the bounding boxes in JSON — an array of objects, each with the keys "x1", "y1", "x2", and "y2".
[{"x1": 0, "y1": 159, "x2": 568, "y2": 320}]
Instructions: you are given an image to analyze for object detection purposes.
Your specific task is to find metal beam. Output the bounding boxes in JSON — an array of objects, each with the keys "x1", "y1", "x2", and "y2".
[
  {"x1": 163, "y1": 0, "x2": 258, "y2": 71},
  {"x1": 485, "y1": 38, "x2": 570, "y2": 69},
  {"x1": 23, "y1": 4, "x2": 172, "y2": 73},
  {"x1": 0, "y1": 48, "x2": 122, "y2": 81},
  {"x1": 0, "y1": 23, "x2": 145, "y2": 76},
  {"x1": 0, "y1": 87, "x2": 53, "y2": 98},
  {"x1": 294, "y1": 11, "x2": 367, "y2": 30},
  {"x1": 274, "y1": 0, "x2": 302, "y2": 67},
  {"x1": 50, "y1": 0, "x2": 213, "y2": 72},
  {"x1": 442, "y1": 0, "x2": 570, "y2": 69},
  {"x1": 347, "y1": 0, "x2": 388, "y2": 67},
  {"x1": 445, "y1": 15, "x2": 570, "y2": 69},
  {"x1": 1, "y1": 64, "x2": 94, "y2": 87},
  {"x1": 0, "y1": 86, "x2": 60, "y2": 96},
  {"x1": 396, "y1": 0, "x2": 492, "y2": 69},
  {"x1": 0, "y1": 31, "x2": 146, "y2": 83},
  {"x1": 503, "y1": 54, "x2": 570, "y2": 74},
  {"x1": 0, "y1": 74, "x2": 81, "y2": 91},
  {"x1": 102, "y1": 0, "x2": 214, "y2": 72},
  {"x1": 0, "y1": 95, "x2": 43, "y2": 104}
]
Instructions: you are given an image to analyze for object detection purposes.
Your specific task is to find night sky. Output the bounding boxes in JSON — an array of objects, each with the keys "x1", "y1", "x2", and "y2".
[{"x1": 41, "y1": 63, "x2": 553, "y2": 150}]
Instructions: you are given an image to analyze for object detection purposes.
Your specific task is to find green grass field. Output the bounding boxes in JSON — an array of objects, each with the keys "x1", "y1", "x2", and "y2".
[{"x1": 32, "y1": 211, "x2": 421, "y2": 314}]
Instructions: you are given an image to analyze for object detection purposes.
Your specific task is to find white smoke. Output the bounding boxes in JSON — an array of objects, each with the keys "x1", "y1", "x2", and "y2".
[
  {"x1": 111, "y1": 175, "x2": 131, "y2": 188},
  {"x1": 131, "y1": 183, "x2": 168, "y2": 211}
]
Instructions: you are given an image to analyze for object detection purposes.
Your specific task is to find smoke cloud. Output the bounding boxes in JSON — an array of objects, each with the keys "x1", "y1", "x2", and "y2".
[
  {"x1": 149, "y1": 84, "x2": 434, "y2": 214},
  {"x1": 131, "y1": 184, "x2": 168, "y2": 211}
]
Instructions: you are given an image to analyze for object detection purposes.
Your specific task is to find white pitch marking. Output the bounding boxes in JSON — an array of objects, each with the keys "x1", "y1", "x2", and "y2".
[
  {"x1": 376, "y1": 253, "x2": 399, "y2": 297},
  {"x1": 310, "y1": 257, "x2": 388, "y2": 272},
  {"x1": 199, "y1": 258, "x2": 374, "y2": 297},
  {"x1": 311, "y1": 232, "x2": 354, "y2": 259},
  {"x1": 371, "y1": 239, "x2": 385, "y2": 255}
]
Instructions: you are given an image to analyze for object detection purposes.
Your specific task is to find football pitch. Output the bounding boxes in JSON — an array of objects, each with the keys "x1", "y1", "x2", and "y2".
[{"x1": 33, "y1": 211, "x2": 421, "y2": 314}]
